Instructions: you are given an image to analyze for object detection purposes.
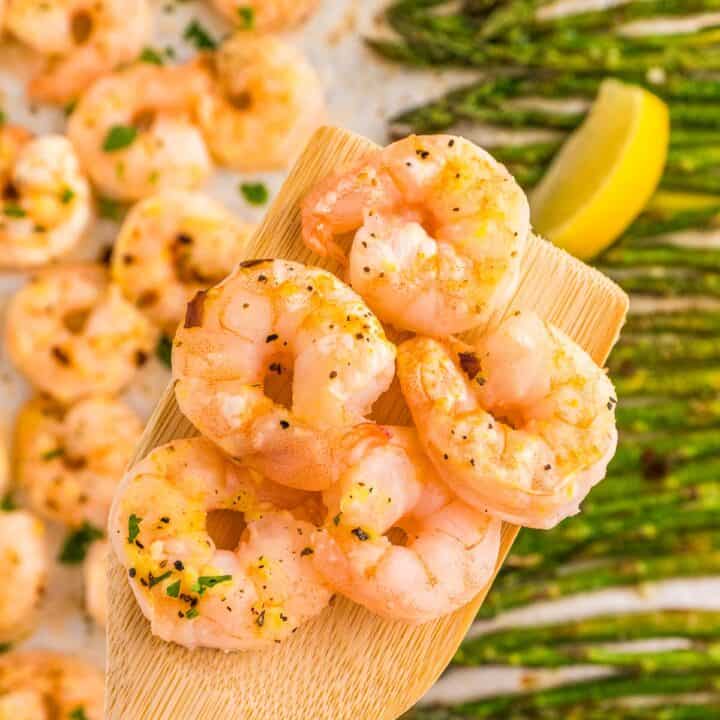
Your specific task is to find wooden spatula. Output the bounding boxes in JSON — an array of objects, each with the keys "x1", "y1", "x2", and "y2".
[{"x1": 105, "y1": 126, "x2": 629, "y2": 720}]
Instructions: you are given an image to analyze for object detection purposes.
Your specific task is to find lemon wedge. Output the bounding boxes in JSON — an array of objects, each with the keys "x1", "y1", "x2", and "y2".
[{"x1": 530, "y1": 79, "x2": 669, "y2": 261}]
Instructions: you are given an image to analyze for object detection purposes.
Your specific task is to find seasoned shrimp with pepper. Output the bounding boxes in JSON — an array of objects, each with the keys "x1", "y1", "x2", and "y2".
[
  {"x1": 210, "y1": 0, "x2": 319, "y2": 30},
  {"x1": 194, "y1": 33, "x2": 325, "y2": 171},
  {"x1": 14, "y1": 395, "x2": 142, "y2": 528},
  {"x1": 5, "y1": 264, "x2": 156, "y2": 403},
  {"x1": 0, "y1": 651, "x2": 103, "y2": 720},
  {"x1": 67, "y1": 63, "x2": 212, "y2": 201},
  {"x1": 398, "y1": 311, "x2": 618, "y2": 529},
  {"x1": 0, "y1": 126, "x2": 91, "y2": 269},
  {"x1": 84, "y1": 539, "x2": 108, "y2": 627},
  {"x1": 109, "y1": 437, "x2": 332, "y2": 651},
  {"x1": 302, "y1": 134, "x2": 529, "y2": 335},
  {"x1": 112, "y1": 190, "x2": 256, "y2": 333},
  {"x1": 313, "y1": 425, "x2": 501, "y2": 623},
  {"x1": 5, "y1": 0, "x2": 151, "y2": 105},
  {"x1": 172, "y1": 259, "x2": 396, "y2": 491},
  {"x1": 0, "y1": 511, "x2": 46, "y2": 644}
]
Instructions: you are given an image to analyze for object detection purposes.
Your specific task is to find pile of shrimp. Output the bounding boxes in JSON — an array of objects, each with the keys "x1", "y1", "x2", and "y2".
[
  {"x1": 110, "y1": 132, "x2": 618, "y2": 650},
  {"x1": 0, "y1": 0, "x2": 328, "y2": 687},
  {"x1": 108, "y1": 131, "x2": 617, "y2": 649}
]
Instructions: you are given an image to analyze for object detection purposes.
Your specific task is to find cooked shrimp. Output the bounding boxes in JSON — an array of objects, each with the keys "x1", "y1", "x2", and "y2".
[
  {"x1": 84, "y1": 540, "x2": 107, "y2": 627},
  {"x1": 210, "y1": 0, "x2": 319, "y2": 31},
  {"x1": 172, "y1": 259, "x2": 396, "y2": 491},
  {"x1": 14, "y1": 395, "x2": 142, "y2": 528},
  {"x1": 67, "y1": 63, "x2": 212, "y2": 201},
  {"x1": 302, "y1": 134, "x2": 530, "y2": 335},
  {"x1": 312, "y1": 425, "x2": 501, "y2": 624},
  {"x1": 0, "y1": 126, "x2": 91, "y2": 269},
  {"x1": 0, "y1": 511, "x2": 46, "y2": 644},
  {"x1": 5, "y1": 264, "x2": 156, "y2": 403},
  {"x1": 397, "y1": 311, "x2": 618, "y2": 529},
  {"x1": 109, "y1": 437, "x2": 331, "y2": 651},
  {"x1": 194, "y1": 33, "x2": 325, "y2": 171},
  {"x1": 5, "y1": 0, "x2": 151, "y2": 105},
  {"x1": 0, "y1": 651, "x2": 103, "y2": 720},
  {"x1": 112, "y1": 190, "x2": 256, "y2": 333}
]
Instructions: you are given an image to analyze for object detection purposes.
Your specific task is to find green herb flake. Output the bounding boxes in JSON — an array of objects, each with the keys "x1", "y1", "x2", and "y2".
[
  {"x1": 0, "y1": 494, "x2": 16, "y2": 512},
  {"x1": 191, "y1": 574, "x2": 232, "y2": 595},
  {"x1": 166, "y1": 580, "x2": 181, "y2": 598},
  {"x1": 185, "y1": 606, "x2": 199, "y2": 619},
  {"x1": 64, "y1": 101, "x2": 77, "y2": 117},
  {"x1": 156, "y1": 334, "x2": 172, "y2": 369},
  {"x1": 102, "y1": 125, "x2": 138, "y2": 152},
  {"x1": 0, "y1": 110, "x2": 6, "y2": 126},
  {"x1": 42, "y1": 447, "x2": 65, "y2": 461},
  {"x1": 69, "y1": 708, "x2": 90, "y2": 720},
  {"x1": 96, "y1": 195, "x2": 127, "y2": 222},
  {"x1": 58, "y1": 523, "x2": 104, "y2": 565},
  {"x1": 240, "y1": 182, "x2": 269, "y2": 206},
  {"x1": 139, "y1": 46, "x2": 164, "y2": 65},
  {"x1": 183, "y1": 20, "x2": 217, "y2": 50},
  {"x1": 149, "y1": 570, "x2": 173, "y2": 588},
  {"x1": 59, "y1": 187, "x2": 75, "y2": 204},
  {"x1": 4, "y1": 204, "x2": 26, "y2": 218},
  {"x1": 237, "y1": 6, "x2": 255, "y2": 28},
  {"x1": 128, "y1": 514, "x2": 142, "y2": 544}
]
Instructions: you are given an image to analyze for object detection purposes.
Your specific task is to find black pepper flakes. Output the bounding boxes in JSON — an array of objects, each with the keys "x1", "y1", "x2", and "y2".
[
  {"x1": 240, "y1": 259, "x2": 271, "y2": 269},
  {"x1": 279, "y1": 420, "x2": 290, "y2": 429},
  {"x1": 266, "y1": 333, "x2": 279, "y2": 343},
  {"x1": 184, "y1": 290, "x2": 206, "y2": 328},
  {"x1": 458, "y1": 351, "x2": 481, "y2": 380},
  {"x1": 351, "y1": 527, "x2": 370, "y2": 541},
  {"x1": 51, "y1": 346, "x2": 71, "y2": 365}
]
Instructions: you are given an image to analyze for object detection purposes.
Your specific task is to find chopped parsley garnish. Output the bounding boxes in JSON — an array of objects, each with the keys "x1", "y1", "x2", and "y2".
[
  {"x1": 64, "y1": 101, "x2": 77, "y2": 117},
  {"x1": 185, "y1": 606, "x2": 199, "y2": 619},
  {"x1": 183, "y1": 20, "x2": 217, "y2": 50},
  {"x1": 156, "y1": 334, "x2": 172, "y2": 369},
  {"x1": 0, "y1": 110, "x2": 5, "y2": 126},
  {"x1": 139, "y1": 46, "x2": 164, "y2": 65},
  {"x1": 58, "y1": 523, "x2": 104, "y2": 565},
  {"x1": 191, "y1": 574, "x2": 232, "y2": 595},
  {"x1": 96, "y1": 195, "x2": 126, "y2": 222},
  {"x1": 240, "y1": 182, "x2": 269, "y2": 206},
  {"x1": 4, "y1": 204, "x2": 26, "y2": 218},
  {"x1": 166, "y1": 580, "x2": 181, "y2": 598},
  {"x1": 237, "y1": 6, "x2": 255, "y2": 29},
  {"x1": 69, "y1": 708, "x2": 90, "y2": 720},
  {"x1": 0, "y1": 494, "x2": 16, "y2": 512},
  {"x1": 42, "y1": 447, "x2": 65, "y2": 461},
  {"x1": 60, "y1": 187, "x2": 75, "y2": 204},
  {"x1": 149, "y1": 570, "x2": 173, "y2": 588},
  {"x1": 102, "y1": 125, "x2": 138, "y2": 152},
  {"x1": 128, "y1": 514, "x2": 142, "y2": 544}
]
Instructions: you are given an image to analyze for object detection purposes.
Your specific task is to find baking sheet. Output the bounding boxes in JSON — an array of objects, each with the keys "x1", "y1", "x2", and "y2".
[{"x1": 1, "y1": 0, "x2": 718, "y2": 706}]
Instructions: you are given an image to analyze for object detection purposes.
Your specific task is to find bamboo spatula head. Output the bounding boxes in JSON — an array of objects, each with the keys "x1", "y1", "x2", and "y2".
[{"x1": 106, "y1": 126, "x2": 628, "y2": 720}]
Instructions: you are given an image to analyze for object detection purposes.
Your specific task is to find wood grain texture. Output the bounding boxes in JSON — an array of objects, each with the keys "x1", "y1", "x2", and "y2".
[{"x1": 106, "y1": 126, "x2": 629, "y2": 720}]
